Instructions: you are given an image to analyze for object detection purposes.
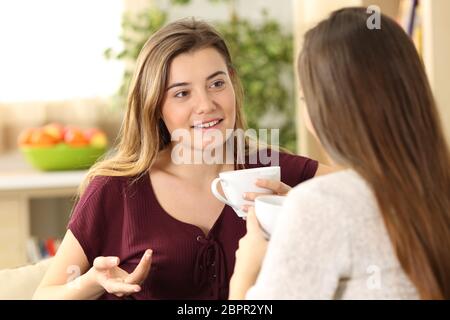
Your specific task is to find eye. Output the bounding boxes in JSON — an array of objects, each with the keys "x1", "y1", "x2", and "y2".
[
  {"x1": 174, "y1": 90, "x2": 189, "y2": 98},
  {"x1": 210, "y1": 80, "x2": 225, "y2": 89}
]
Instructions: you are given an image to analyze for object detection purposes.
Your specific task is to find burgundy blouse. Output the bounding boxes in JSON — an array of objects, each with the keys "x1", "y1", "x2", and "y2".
[{"x1": 67, "y1": 151, "x2": 318, "y2": 300}]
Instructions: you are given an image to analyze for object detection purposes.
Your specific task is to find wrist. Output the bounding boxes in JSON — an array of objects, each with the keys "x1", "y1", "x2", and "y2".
[
  {"x1": 80, "y1": 268, "x2": 105, "y2": 298},
  {"x1": 229, "y1": 272, "x2": 257, "y2": 300}
]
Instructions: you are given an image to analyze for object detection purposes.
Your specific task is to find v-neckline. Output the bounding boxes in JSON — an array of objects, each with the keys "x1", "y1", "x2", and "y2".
[{"x1": 145, "y1": 172, "x2": 227, "y2": 239}]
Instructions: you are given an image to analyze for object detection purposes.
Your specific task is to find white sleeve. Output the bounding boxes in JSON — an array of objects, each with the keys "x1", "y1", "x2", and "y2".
[{"x1": 246, "y1": 185, "x2": 352, "y2": 299}]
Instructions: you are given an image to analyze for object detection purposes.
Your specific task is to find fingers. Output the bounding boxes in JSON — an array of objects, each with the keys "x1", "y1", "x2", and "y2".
[
  {"x1": 103, "y1": 278, "x2": 141, "y2": 297},
  {"x1": 93, "y1": 256, "x2": 120, "y2": 270},
  {"x1": 243, "y1": 192, "x2": 272, "y2": 202},
  {"x1": 125, "y1": 249, "x2": 153, "y2": 285},
  {"x1": 255, "y1": 179, "x2": 291, "y2": 195},
  {"x1": 240, "y1": 204, "x2": 254, "y2": 213},
  {"x1": 242, "y1": 180, "x2": 291, "y2": 202}
]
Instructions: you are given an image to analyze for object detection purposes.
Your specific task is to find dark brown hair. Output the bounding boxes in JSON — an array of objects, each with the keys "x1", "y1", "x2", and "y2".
[{"x1": 298, "y1": 7, "x2": 450, "y2": 299}]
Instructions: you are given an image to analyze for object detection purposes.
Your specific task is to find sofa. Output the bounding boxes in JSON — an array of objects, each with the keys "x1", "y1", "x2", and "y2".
[{"x1": 0, "y1": 258, "x2": 52, "y2": 299}]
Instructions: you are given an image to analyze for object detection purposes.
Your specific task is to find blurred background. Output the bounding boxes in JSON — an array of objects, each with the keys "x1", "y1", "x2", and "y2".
[{"x1": 0, "y1": 0, "x2": 449, "y2": 269}]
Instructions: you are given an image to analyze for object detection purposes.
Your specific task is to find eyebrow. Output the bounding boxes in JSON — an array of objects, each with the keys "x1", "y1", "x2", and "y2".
[{"x1": 166, "y1": 70, "x2": 227, "y2": 91}]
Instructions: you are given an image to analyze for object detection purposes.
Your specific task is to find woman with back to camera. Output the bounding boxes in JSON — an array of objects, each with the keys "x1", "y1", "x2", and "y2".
[
  {"x1": 32, "y1": 18, "x2": 332, "y2": 300},
  {"x1": 230, "y1": 7, "x2": 450, "y2": 299}
]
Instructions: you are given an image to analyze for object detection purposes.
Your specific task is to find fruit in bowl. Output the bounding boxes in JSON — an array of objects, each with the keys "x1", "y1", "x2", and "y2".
[
  {"x1": 18, "y1": 123, "x2": 109, "y2": 171},
  {"x1": 83, "y1": 128, "x2": 109, "y2": 148}
]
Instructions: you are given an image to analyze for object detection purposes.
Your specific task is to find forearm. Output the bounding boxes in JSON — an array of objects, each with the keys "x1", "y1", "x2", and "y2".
[
  {"x1": 32, "y1": 270, "x2": 105, "y2": 300},
  {"x1": 228, "y1": 273, "x2": 257, "y2": 300}
]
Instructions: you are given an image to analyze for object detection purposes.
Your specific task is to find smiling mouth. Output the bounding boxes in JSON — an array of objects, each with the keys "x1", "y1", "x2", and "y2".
[{"x1": 191, "y1": 119, "x2": 224, "y2": 129}]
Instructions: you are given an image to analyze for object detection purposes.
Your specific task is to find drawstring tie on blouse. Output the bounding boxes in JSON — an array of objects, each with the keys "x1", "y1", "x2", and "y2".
[{"x1": 194, "y1": 235, "x2": 227, "y2": 298}]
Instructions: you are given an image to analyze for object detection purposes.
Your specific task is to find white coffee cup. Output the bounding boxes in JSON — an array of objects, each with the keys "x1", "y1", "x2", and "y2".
[
  {"x1": 211, "y1": 166, "x2": 281, "y2": 218},
  {"x1": 254, "y1": 195, "x2": 286, "y2": 238}
]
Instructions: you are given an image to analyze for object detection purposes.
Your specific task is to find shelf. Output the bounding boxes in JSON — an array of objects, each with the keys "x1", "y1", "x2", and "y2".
[
  {"x1": 0, "y1": 151, "x2": 86, "y2": 268},
  {"x1": 0, "y1": 151, "x2": 87, "y2": 195}
]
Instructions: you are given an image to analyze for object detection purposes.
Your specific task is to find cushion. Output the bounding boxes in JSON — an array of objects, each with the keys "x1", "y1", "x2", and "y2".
[{"x1": 0, "y1": 258, "x2": 52, "y2": 299}]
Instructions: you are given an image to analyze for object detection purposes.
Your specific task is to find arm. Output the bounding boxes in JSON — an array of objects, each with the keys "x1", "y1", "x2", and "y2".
[
  {"x1": 32, "y1": 230, "x2": 105, "y2": 300},
  {"x1": 229, "y1": 209, "x2": 268, "y2": 300},
  {"x1": 232, "y1": 187, "x2": 351, "y2": 299}
]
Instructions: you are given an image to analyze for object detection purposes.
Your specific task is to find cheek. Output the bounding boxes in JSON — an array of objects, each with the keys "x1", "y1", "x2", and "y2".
[{"x1": 161, "y1": 103, "x2": 190, "y2": 132}]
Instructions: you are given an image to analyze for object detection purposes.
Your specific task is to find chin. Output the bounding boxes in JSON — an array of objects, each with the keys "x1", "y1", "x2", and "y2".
[
  {"x1": 202, "y1": 140, "x2": 226, "y2": 151},
  {"x1": 191, "y1": 138, "x2": 225, "y2": 151}
]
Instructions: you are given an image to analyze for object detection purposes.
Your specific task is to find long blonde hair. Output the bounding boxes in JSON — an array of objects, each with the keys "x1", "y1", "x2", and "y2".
[
  {"x1": 298, "y1": 8, "x2": 450, "y2": 299},
  {"x1": 78, "y1": 18, "x2": 247, "y2": 195}
]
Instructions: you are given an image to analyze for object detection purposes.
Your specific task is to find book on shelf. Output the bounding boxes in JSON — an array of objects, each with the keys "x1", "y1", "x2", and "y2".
[{"x1": 27, "y1": 237, "x2": 61, "y2": 263}]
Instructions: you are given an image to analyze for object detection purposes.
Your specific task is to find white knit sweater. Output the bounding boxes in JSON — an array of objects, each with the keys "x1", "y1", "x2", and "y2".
[{"x1": 246, "y1": 169, "x2": 419, "y2": 300}]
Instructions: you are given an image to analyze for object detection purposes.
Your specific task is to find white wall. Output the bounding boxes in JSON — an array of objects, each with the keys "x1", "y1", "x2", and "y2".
[
  {"x1": 0, "y1": 0, "x2": 293, "y2": 103},
  {"x1": 156, "y1": 0, "x2": 293, "y2": 31},
  {"x1": 0, "y1": 0, "x2": 124, "y2": 102}
]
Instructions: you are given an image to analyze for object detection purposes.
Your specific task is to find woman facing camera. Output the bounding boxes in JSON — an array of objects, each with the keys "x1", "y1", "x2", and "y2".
[
  {"x1": 32, "y1": 18, "x2": 331, "y2": 300},
  {"x1": 230, "y1": 7, "x2": 450, "y2": 299}
]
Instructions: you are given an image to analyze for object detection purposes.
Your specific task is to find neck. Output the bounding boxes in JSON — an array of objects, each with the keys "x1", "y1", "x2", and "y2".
[
  {"x1": 158, "y1": 145, "x2": 234, "y2": 183},
  {"x1": 324, "y1": 151, "x2": 351, "y2": 171}
]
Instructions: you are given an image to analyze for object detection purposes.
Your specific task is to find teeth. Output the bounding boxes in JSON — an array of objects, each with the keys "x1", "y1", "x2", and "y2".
[{"x1": 194, "y1": 120, "x2": 220, "y2": 128}]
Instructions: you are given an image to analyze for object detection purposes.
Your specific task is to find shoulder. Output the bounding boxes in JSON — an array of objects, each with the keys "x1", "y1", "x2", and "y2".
[
  {"x1": 290, "y1": 169, "x2": 368, "y2": 194},
  {"x1": 81, "y1": 175, "x2": 124, "y2": 199},
  {"x1": 275, "y1": 150, "x2": 319, "y2": 185},
  {"x1": 285, "y1": 169, "x2": 377, "y2": 221},
  {"x1": 278, "y1": 151, "x2": 318, "y2": 172},
  {"x1": 77, "y1": 174, "x2": 143, "y2": 209},
  {"x1": 70, "y1": 173, "x2": 146, "y2": 229},
  {"x1": 254, "y1": 148, "x2": 317, "y2": 166},
  {"x1": 271, "y1": 170, "x2": 374, "y2": 255}
]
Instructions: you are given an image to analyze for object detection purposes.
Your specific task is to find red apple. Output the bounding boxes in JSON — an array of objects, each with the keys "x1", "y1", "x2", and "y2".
[
  {"x1": 90, "y1": 132, "x2": 108, "y2": 148},
  {"x1": 42, "y1": 123, "x2": 64, "y2": 143},
  {"x1": 84, "y1": 128, "x2": 108, "y2": 148},
  {"x1": 83, "y1": 128, "x2": 101, "y2": 140},
  {"x1": 30, "y1": 128, "x2": 58, "y2": 147},
  {"x1": 64, "y1": 127, "x2": 89, "y2": 147}
]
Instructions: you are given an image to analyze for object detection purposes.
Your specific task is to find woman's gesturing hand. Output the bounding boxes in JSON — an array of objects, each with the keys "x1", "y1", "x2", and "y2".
[{"x1": 88, "y1": 249, "x2": 152, "y2": 298}]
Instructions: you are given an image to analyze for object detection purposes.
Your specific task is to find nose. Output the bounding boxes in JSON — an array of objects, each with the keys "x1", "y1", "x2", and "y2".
[{"x1": 194, "y1": 89, "x2": 217, "y2": 114}]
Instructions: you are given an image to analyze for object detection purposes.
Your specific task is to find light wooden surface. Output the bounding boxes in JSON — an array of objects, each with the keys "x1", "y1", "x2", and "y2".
[
  {"x1": 422, "y1": 0, "x2": 450, "y2": 144},
  {"x1": 0, "y1": 151, "x2": 86, "y2": 268}
]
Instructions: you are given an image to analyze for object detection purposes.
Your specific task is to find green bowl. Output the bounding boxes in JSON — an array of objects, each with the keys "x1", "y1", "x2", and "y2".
[{"x1": 21, "y1": 144, "x2": 107, "y2": 171}]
